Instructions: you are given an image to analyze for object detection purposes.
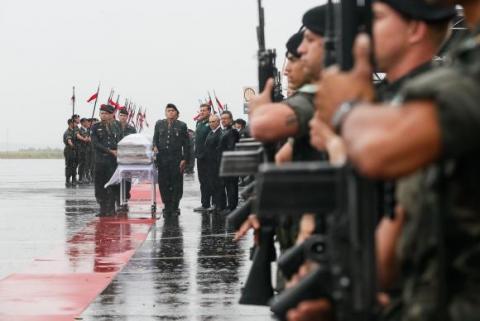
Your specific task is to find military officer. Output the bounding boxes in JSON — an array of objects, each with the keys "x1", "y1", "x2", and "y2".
[
  {"x1": 118, "y1": 107, "x2": 137, "y2": 203},
  {"x1": 153, "y1": 103, "x2": 190, "y2": 217},
  {"x1": 63, "y1": 118, "x2": 77, "y2": 187},
  {"x1": 91, "y1": 104, "x2": 123, "y2": 216},
  {"x1": 118, "y1": 108, "x2": 137, "y2": 137},
  {"x1": 77, "y1": 118, "x2": 91, "y2": 184}
]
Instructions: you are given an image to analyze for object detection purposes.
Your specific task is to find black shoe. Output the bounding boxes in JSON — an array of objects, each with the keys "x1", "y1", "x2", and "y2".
[
  {"x1": 193, "y1": 206, "x2": 209, "y2": 212},
  {"x1": 220, "y1": 209, "x2": 231, "y2": 215}
]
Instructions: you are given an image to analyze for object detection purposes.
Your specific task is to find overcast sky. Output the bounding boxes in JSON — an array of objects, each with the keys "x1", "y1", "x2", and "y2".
[{"x1": 0, "y1": 0, "x2": 323, "y2": 149}]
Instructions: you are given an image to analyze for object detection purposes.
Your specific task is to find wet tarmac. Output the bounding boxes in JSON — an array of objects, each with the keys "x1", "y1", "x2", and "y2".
[{"x1": 0, "y1": 159, "x2": 274, "y2": 320}]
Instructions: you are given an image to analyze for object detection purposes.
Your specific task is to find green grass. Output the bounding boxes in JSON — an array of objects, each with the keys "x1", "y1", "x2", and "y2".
[{"x1": 0, "y1": 148, "x2": 63, "y2": 159}]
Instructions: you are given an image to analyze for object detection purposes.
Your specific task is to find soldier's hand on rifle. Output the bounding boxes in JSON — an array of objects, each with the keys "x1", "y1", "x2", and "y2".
[
  {"x1": 309, "y1": 114, "x2": 347, "y2": 165},
  {"x1": 153, "y1": 146, "x2": 158, "y2": 154},
  {"x1": 248, "y1": 78, "x2": 274, "y2": 115},
  {"x1": 287, "y1": 299, "x2": 333, "y2": 321},
  {"x1": 234, "y1": 214, "x2": 261, "y2": 242},
  {"x1": 316, "y1": 34, "x2": 374, "y2": 126},
  {"x1": 110, "y1": 150, "x2": 117, "y2": 157}
]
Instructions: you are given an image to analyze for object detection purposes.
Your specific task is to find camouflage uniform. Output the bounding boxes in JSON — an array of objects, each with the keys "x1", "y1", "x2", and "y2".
[
  {"x1": 392, "y1": 26, "x2": 480, "y2": 321},
  {"x1": 63, "y1": 127, "x2": 77, "y2": 187},
  {"x1": 91, "y1": 120, "x2": 123, "y2": 215},
  {"x1": 77, "y1": 126, "x2": 89, "y2": 183}
]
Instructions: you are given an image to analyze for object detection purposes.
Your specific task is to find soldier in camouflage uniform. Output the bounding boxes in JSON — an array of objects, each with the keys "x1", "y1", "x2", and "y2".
[
  {"x1": 77, "y1": 118, "x2": 91, "y2": 184},
  {"x1": 306, "y1": 0, "x2": 480, "y2": 320},
  {"x1": 118, "y1": 108, "x2": 137, "y2": 202},
  {"x1": 91, "y1": 104, "x2": 123, "y2": 216},
  {"x1": 87, "y1": 118, "x2": 98, "y2": 183},
  {"x1": 185, "y1": 128, "x2": 196, "y2": 175},
  {"x1": 63, "y1": 118, "x2": 77, "y2": 187}
]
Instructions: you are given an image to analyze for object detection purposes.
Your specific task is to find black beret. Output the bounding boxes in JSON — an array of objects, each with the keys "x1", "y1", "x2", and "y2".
[
  {"x1": 80, "y1": 118, "x2": 87, "y2": 122},
  {"x1": 119, "y1": 108, "x2": 128, "y2": 115},
  {"x1": 166, "y1": 103, "x2": 179, "y2": 113},
  {"x1": 302, "y1": 5, "x2": 327, "y2": 36},
  {"x1": 377, "y1": 0, "x2": 456, "y2": 22},
  {"x1": 286, "y1": 31, "x2": 305, "y2": 58},
  {"x1": 100, "y1": 104, "x2": 115, "y2": 114}
]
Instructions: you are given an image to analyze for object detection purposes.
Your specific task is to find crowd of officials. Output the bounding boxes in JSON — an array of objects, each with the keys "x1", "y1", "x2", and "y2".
[{"x1": 61, "y1": 0, "x2": 480, "y2": 319}]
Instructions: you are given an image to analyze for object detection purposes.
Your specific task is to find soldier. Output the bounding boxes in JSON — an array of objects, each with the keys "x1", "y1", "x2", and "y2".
[
  {"x1": 218, "y1": 110, "x2": 240, "y2": 213},
  {"x1": 296, "y1": 0, "x2": 479, "y2": 320},
  {"x1": 91, "y1": 104, "x2": 123, "y2": 216},
  {"x1": 63, "y1": 118, "x2": 77, "y2": 187},
  {"x1": 118, "y1": 107, "x2": 137, "y2": 203},
  {"x1": 77, "y1": 118, "x2": 91, "y2": 184},
  {"x1": 185, "y1": 128, "x2": 196, "y2": 175},
  {"x1": 153, "y1": 103, "x2": 190, "y2": 217},
  {"x1": 193, "y1": 103, "x2": 213, "y2": 212},
  {"x1": 249, "y1": 6, "x2": 334, "y2": 163},
  {"x1": 84, "y1": 118, "x2": 94, "y2": 183},
  {"x1": 204, "y1": 114, "x2": 223, "y2": 212},
  {"x1": 118, "y1": 108, "x2": 137, "y2": 137}
]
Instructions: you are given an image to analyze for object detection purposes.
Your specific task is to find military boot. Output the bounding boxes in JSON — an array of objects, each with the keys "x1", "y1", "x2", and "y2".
[
  {"x1": 71, "y1": 175, "x2": 78, "y2": 186},
  {"x1": 65, "y1": 169, "x2": 72, "y2": 187}
]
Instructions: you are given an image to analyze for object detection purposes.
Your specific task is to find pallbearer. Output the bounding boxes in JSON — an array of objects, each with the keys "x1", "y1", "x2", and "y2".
[
  {"x1": 118, "y1": 107, "x2": 137, "y2": 203},
  {"x1": 91, "y1": 104, "x2": 123, "y2": 216}
]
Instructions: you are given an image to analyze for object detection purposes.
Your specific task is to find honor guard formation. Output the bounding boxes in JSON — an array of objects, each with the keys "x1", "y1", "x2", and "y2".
[{"x1": 61, "y1": 0, "x2": 480, "y2": 320}]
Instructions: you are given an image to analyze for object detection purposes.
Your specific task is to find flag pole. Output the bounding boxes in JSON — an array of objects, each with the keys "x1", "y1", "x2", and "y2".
[
  {"x1": 72, "y1": 86, "x2": 76, "y2": 116},
  {"x1": 90, "y1": 83, "x2": 101, "y2": 120}
]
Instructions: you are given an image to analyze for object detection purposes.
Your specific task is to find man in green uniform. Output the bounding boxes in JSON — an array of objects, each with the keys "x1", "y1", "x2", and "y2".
[
  {"x1": 193, "y1": 103, "x2": 212, "y2": 212},
  {"x1": 250, "y1": 6, "x2": 334, "y2": 163},
  {"x1": 77, "y1": 118, "x2": 91, "y2": 184},
  {"x1": 63, "y1": 118, "x2": 77, "y2": 187},
  {"x1": 185, "y1": 128, "x2": 196, "y2": 175},
  {"x1": 91, "y1": 104, "x2": 123, "y2": 216},
  {"x1": 118, "y1": 108, "x2": 137, "y2": 137},
  {"x1": 118, "y1": 107, "x2": 137, "y2": 203},
  {"x1": 153, "y1": 103, "x2": 190, "y2": 217},
  {"x1": 301, "y1": 0, "x2": 479, "y2": 320}
]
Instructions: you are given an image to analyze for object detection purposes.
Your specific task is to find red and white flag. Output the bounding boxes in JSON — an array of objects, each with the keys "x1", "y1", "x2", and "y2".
[{"x1": 86, "y1": 92, "x2": 98, "y2": 103}]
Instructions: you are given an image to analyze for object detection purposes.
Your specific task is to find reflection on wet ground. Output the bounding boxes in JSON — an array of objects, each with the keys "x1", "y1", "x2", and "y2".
[{"x1": 0, "y1": 160, "x2": 273, "y2": 320}]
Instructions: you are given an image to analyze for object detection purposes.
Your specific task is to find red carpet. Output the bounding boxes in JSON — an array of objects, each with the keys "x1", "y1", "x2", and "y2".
[
  {"x1": 0, "y1": 185, "x2": 156, "y2": 321},
  {"x1": 129, "y1": 183, "x2": 162, "y2": 203}
]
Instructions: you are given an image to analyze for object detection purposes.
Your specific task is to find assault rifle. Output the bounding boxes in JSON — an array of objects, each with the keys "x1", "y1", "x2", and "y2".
[
  {"x1": 255, "y1": 163, "x2": 378, "y2": 321},
  {"x1": 257, "y1": 0, "x2": 283, "y2": 102},
  {"x1": 219, "y1": 141, "x2": 276, "y2": 306}
]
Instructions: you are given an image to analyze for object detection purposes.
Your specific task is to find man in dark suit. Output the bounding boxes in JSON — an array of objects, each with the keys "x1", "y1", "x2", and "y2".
[
  {"x1": 204, "y1": 114, "x2": 224, "y2": 212},
  {"x1": 193, "y1": 104, "x2": 212, "y2": 212},
  {"x1": 219, "y1": 111, "x2": 240, "y2": 212},
  {"x1": 153, "y1": 103, "x2": 190, "y2": 217}
]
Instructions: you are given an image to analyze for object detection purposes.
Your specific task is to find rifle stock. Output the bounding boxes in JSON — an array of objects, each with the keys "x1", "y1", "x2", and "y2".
[{"x1": 238, "y1": 224, "x2": 276, "y2": 306}]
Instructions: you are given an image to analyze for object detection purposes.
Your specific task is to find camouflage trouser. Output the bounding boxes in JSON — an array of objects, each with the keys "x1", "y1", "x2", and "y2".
[
  {"x1": 64, "y1": 146, "x2": 77, "y2": 180},
  {"x1": 94, "y1": 160, "x2": 118, "y2": 215},
  {"x1": 77, "y1": 146, "x2": 87, "y2": 181}
]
